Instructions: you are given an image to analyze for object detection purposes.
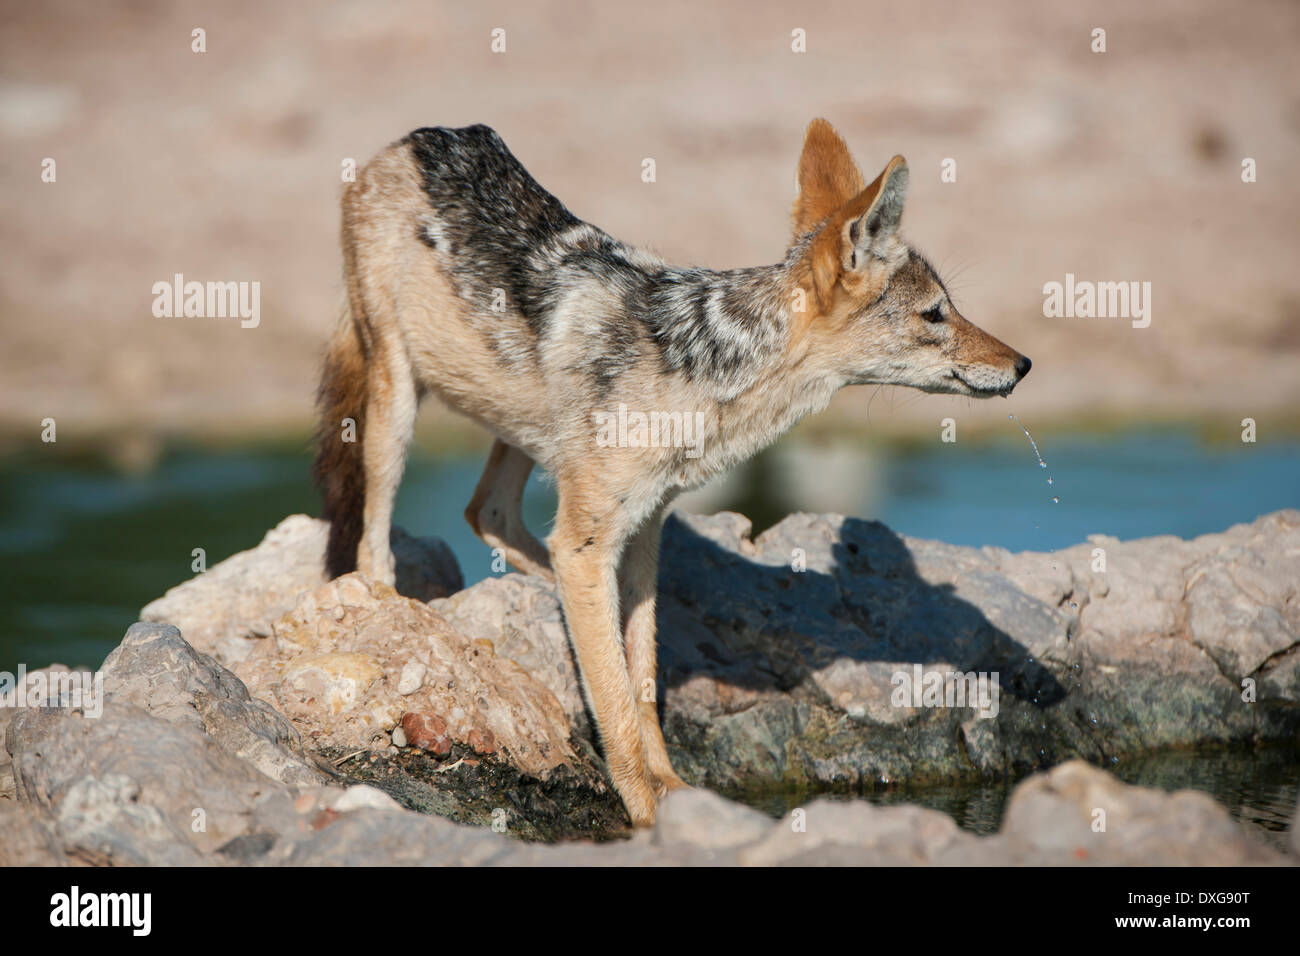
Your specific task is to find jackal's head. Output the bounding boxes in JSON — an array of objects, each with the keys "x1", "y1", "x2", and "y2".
[{"x1": 789, "y1": 119, "x2": 1030, "y2": 398}]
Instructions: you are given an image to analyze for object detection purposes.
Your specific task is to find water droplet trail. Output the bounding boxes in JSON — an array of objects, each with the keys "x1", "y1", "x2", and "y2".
[{"x1": 1010, "y1": 414, "x2": 1058, "y2": 503}]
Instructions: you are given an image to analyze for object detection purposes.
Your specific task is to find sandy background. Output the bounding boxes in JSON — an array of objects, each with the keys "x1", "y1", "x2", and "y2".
[{"x1": 2, "y1": 0, "x2": 1298, "y2": 449}]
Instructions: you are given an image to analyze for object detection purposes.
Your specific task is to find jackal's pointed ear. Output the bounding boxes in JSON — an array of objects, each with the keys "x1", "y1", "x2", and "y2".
[
  {"x1": 791, "y1": 119, "x2": 865, "y2": 237},
  {"x1": 796, "y1": 155, "x2": 910, "y2": 317},
  {"x1": 845, "y1": 155, "x2": 909, "y2": 268}
]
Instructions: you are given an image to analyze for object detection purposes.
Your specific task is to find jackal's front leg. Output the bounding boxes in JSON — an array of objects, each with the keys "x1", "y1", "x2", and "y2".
[
  {"x1": 551, "y1": 484, "x2": 657, "y2": 826},
  {"x1": 620, "y1": 509, "x2": 688, "y2": 798}
]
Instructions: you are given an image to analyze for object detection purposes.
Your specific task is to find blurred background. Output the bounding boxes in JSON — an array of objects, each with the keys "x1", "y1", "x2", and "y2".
[{"x1": 1, "y1": 0, "x2": 1298, "y2": 675}]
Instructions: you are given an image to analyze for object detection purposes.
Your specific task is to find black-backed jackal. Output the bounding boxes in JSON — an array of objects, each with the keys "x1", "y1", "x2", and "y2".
[{"x1": 313, "y1": 119, "x2": 1030, "y2": 826}]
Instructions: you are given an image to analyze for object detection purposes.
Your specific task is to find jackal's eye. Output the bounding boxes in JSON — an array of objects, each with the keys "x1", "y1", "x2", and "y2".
[{"x1": 921, "y1": 306, "x2": 945, "y2": 324}]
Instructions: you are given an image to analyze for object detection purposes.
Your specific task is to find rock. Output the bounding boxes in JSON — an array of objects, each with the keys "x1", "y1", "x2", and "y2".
[
  {"x1": 0, "y1": 663, "x2": 95, "y2": 800},
  {"x1": 327, "y1": 784, "x2": 403, "y2": 814},
  {"x1": 1293, "y1": 795, "x2": 1300, "y2": 859},
  {"x1": 397, "y1": 661, "x2": 426, "y2": 695},
  {"x1": 220, "y1": 572, "x2": 627, "y2": 838},
  {"x1": 652, "y1": 788, "x2": 774, "y2": 851},
  {"x1": 467, "y1": 728, "x2": 496, "y2": 755},
  {"x1": 2, "y1": 625, "x2": 1288, "y2": 866},
  {"x1": 139, "y1": 514, "x2": 462, "y2": 664},
  {"x1": 401, "y1": 712, "x2": 451, "y2": 756},
  {"x1": 989, "y1": 760, "x2": 1283, "y2": 865},
  {"x1": 100, "y1": 621, "x2": 325, "y2": 788},
  {"x1": 282, "y1": 652, "x2": 386, "y2": 719},
  {"x1": 234, "y1": 574, "x2": 581, "y2": 779},
  {"x1": 0, "y1": 800, "x2": 65, "y2": 866},
  {"x1": 8, "y1": 702, "x2": 280, "y2": 864},
  {"x1": 435, "y1": 509, "x2": 1300, "y2": 793},
  {"x1": 276, "y1": 807, "x2": 511, "y2": 867},
  {"x1": 81, "y1": 508, "x2": 1295, "y2": 865},
  {"x1": 138, "y1": 507, "x2": 1295, "y2": 799},
  {"x1": 737, "y1": 798, "x2": 977, "y2": 866},
  {"x1": 432, "y1": 574, "x2": 590, "y2": 738}
]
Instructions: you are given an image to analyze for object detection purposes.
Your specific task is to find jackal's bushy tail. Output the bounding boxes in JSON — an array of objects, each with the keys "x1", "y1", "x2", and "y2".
[{"x1": 313, "y1": 317, "x2": 367, "y2": 579}]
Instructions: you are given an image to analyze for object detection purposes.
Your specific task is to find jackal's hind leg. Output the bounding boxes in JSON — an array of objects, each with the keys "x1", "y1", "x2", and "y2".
[
  {"x1": 357, "y1": 347, "x2": 418, "y2": 587},
  {"x1": 464, "y1": 439, "x2": 554, "y2": 582}
]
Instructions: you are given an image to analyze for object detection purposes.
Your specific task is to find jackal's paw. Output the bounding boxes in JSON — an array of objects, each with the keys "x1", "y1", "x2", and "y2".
[
  {"x1": 356, "y1": 546, "x2": 396, "y2": 588},
  {"x1": 618, "y1": 776, "x2": 660, "y2": 828},
  {"x1": 652, "y1": 772, "x2": 691, "y2": 800}
]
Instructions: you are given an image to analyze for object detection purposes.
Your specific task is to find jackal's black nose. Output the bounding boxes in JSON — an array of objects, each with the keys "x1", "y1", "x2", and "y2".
[{"x1": 1015, "y1": 356, "x2": 1032, "y2": 379}]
